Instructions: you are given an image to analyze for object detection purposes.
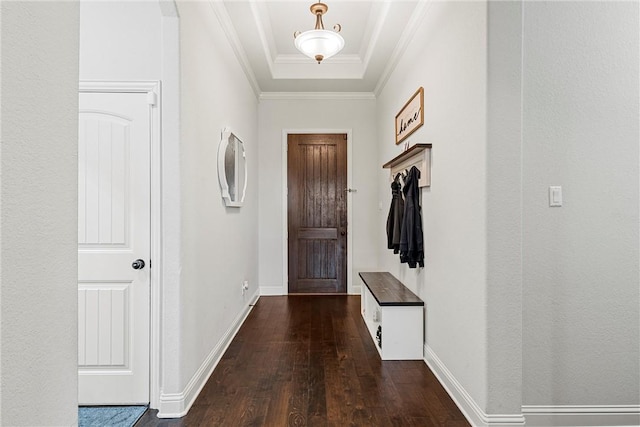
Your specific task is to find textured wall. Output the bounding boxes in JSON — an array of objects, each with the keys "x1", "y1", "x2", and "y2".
[
  {"x1": 485, "y1": 0, "x2": 523, "y2": 416},
  {"x1": 257, "y1": 98, "x2": 378, "y2": 294},
  {"x1": 79, "y1": 1, "x2": 162, "y2": 80},
  {"x1": 79, "y1": 0, "x2": 184, "y2": 404},
  {"x1": 376, "y1": 0, "x2": 490, "y2": 413},
  {"x1": 522, "y1": 0, "x2": 640, "y2": 408},
  {"x1": 177, "y1": 0, "x2": 259, "y2": 398},
  {"x1": 1, "y1": 2, "x2": 80, "y2": 425}
]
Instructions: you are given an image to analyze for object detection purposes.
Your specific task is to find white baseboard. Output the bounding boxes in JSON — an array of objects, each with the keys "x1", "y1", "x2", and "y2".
[
  {"x1": 260, "y1": 285, "x2": 285, "y2": 296},
  {"x1": 522, "y1": 405, "x2": 640, "y2": 426},
  {"x1": 424, "y1": 344, "x2": 525, "y2": 427},
  {"x1": 157, "y1": 290, "x2": 260, "y2": 418}
]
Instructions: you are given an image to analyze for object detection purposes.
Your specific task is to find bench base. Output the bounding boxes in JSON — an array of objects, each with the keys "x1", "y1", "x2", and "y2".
[{"x1": 359, "y1": 272, "x2": 424, "y2": 360}]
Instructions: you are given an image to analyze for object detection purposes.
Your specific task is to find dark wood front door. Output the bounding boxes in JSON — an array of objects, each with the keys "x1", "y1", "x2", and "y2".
[{"x1": 288, "y1": 133, "x2": 347, "y2": 293}]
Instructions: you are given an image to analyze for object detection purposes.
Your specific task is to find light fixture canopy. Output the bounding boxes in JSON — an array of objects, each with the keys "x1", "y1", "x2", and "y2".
[{"x1": 294, "y1": 2, "x2": 344, "y2": 64}]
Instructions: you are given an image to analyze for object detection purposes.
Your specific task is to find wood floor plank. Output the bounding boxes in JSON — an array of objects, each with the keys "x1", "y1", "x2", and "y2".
[
  {"x1": 307, "y1": 341, "x2": 327, "y2": 419},
  {"x1": 262, "y1": 380, "x2": 292, "y2": 425},
  {"x1": 136, "y1": 296, "x2": 469, "y2": 427}
]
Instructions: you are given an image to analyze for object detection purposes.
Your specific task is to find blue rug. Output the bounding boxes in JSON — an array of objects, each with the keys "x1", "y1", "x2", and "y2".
[{"x1": 78, "y1": 406, "x2": 147, "y2": 427}]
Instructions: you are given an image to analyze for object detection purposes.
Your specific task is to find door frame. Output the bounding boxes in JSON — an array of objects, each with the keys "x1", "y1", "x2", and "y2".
[
  {"x1": 79, "y1": 80, "x2": 162, "y2": 407},
  {"x1": 282, "y1": 129, "x2": 354, "y2": 294}
]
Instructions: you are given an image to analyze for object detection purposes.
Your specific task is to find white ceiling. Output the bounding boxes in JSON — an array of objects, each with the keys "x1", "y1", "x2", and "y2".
[{"x1": 212, "y1": 0, "x2": 428, "y2": 95}]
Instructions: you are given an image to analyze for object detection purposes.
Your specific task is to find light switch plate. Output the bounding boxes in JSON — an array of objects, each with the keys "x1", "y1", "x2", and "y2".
[{"x1": 549, "y1": 186, "x2": 562, "y2": 207}]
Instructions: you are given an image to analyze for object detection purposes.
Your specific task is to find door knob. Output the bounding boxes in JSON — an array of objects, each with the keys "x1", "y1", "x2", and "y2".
[
  {"x1": 132, "y1": 259, "x2": 146, "y2": 270},
  {"x1": 340, "y1": 230, "x2": 346, "y2": 236}
]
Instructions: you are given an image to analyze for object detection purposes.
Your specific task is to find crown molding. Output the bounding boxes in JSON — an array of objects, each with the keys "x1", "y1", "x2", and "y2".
[
  {"x1": 249, "y1": 0, "x2": 276, "y2": 77},
  {"x1": 259, "y1": 91, "x2": 376, "y2": 101},
  {"x1": 207, "y1": 0, "x2": 432, "y2": 95},
  {"x1": 209, "y1": 0, "x2": 262, "y2": 98},
  {"x1": 274, "y1": 53, "x2": 362, "y2": 65},
  {"x1": 374, "y1": 0, "x2": 432, "y2": 96},
  {"x1": 361, "y1": 0, "x2": 391, "y2": 71}
]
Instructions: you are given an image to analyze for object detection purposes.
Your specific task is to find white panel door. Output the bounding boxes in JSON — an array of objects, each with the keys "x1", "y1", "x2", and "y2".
[{"x1": 78, "y1": 92, "x2": 150, "y2": 405}]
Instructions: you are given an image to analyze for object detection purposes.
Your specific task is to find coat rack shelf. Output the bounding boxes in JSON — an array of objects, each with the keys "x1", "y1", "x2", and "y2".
[{"x1": 382, "y1": 143, "x2": 432, "y2": 188}]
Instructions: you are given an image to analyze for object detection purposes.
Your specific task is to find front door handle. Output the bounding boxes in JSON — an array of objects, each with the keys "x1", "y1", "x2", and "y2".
[{"x1": 132, "y1": 259, "x2": 146, "y2": 270}]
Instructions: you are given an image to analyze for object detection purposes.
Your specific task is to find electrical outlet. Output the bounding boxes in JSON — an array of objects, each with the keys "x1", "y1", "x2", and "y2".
[{"x1": 242, "y1": 280, "x2": 249, "y2": 295}]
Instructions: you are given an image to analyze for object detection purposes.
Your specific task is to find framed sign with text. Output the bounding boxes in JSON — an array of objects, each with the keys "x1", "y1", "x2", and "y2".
[{"x1": 395, "y1": 87, "x2": 424, "y2": 145}]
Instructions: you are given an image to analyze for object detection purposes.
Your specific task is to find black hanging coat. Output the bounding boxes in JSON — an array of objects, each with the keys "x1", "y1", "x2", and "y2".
[
  {"x1": 386, "y1": 174, "x2": 404, "y2": 254},
  {"x1": 399, "y1": 166, "x2": 424, "y2": 268}
]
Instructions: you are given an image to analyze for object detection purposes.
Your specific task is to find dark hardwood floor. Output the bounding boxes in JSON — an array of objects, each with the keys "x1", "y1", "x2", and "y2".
[{"x1": 135, "y1": 296, "x2": 469, "y2": 426}]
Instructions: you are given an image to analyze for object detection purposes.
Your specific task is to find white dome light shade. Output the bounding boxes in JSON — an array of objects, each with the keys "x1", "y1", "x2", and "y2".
[
  {"x1": 295, "y1": 29, "x2": 345, "y2": 63},
  {"x1": 293, "y1": 3, "x2": 344, "y2": 64}
]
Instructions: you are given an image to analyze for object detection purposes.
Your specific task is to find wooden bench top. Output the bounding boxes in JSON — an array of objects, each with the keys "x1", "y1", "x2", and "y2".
[{"x1": 359, "y1": 272, "x2": 424, "y2": 307}]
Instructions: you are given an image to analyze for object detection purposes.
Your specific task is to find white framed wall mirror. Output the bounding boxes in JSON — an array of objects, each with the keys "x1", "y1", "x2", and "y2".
[{"x1": 218, "y1": 128, "x2": 247, "y2": 207}]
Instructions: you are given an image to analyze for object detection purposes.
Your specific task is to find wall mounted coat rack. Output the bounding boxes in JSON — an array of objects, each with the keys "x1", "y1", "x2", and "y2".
[{"x1": 382, "y1": 143, "x2": 432, "y2": 188}]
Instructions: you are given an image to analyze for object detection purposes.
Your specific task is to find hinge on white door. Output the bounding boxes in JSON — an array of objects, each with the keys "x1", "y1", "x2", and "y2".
[{"x1": 147, "y1": 91, "x2": 157, "y2": 106}]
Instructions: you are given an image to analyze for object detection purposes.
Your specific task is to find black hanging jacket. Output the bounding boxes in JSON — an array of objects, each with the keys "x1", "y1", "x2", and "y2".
[
  {"x1": 386, "y1": 174, "x2": 404, "y2": 254},
  {"x1": 399, "y1": 166, "x2": 424, "y2": 268}
]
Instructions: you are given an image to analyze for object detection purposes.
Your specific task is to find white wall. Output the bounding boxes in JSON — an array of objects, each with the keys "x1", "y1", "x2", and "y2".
[
  {"x1": 79, "y1": 0, "x2": 185, "y2": 408},
  {"x1": 485, "y1": 0, "x2": 523, "y2": 417},
  {"x1": 376, "y1": 2, "x2": 640, "y2": 423},
  {"x1": 82, "y1": 1, "x2": 261, "y2": 414},
  {"x1": 257, "y1": 97, "x2": 378, "y2": 294},
  {"x1": 0, "y1": 2, "x2": 80, "y2": 425},
  {"x1": 383, "y1": 0, "x2": 639, "y2": 423},
  {"x1": 376, "y1": 0, "x2": 491, "y2": 418},
  {"x1": 176, "y1": 0, "x2": 259, "y2": 413},
  {"x1": 80, "y1": 1, "x2": 162, "y2": 80},
  {"x1": 75, "y1": 1, "x2": 640, "y2": 424},
  {"x1": 522, "y1": 0, "x2": 640, "y2": 419}
]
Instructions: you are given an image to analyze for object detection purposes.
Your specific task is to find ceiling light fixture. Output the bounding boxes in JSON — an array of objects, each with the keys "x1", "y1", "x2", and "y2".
[{"x1": 294, "y1": 2, "x2": 344, "y2": 64}]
